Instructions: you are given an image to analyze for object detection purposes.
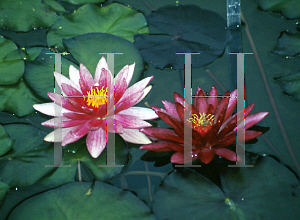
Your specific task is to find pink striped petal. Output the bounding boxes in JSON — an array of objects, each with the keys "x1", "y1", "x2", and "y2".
[
  {"x1": 115, "y1": 91, "x2": 144, "y2": 114},
  {"x1": 48, "y1": 93, "x2": 80, "y2": 112},
  {"x1": 115, "y1": 78, "x2": 127, "y2": 104},
  {"x1": 120, "y1": 76, "x2": 153, "y2": 102},
  {"x1": 106, "y1": 117, "x2": 123, "y2": 133},
  {"x1": 119, "y1": 128, "x2": 151, "y2": 144},
  {"x1": 44, "y1": 127, "x2": 73, "y2": 142},
  {"x1": 94, "y1": 56, "x2": 110, "y2": 83},
  {"x1": 118, "y1": 107, "x2": 158, "y2": 120},
  {"x1": 114, "y1": 64, "x2": 129, "y2": 90},
  {"x1": 115, "y1": 114, "x2": 152, "y2": 128},
  {"x1": 63, "y1": 112, "x2": 94, "y2": 120},
  {"x1": 62, "y1": 122, "x2": 90, "y2": 146},
  {"x1": 33, "y1": 103, "x2": 74, "y2": 116},
  {"x1": 69, "y1": 65, "x2": 80, "y2": 88},
  {"x1": 61, "y1": 83, "x2": 82, "y2": 97},
  {"x1": 86, "y1": 119, "x2": 104, "y2": 130},
  {"x1": 125, "y1": 63, "x2": 135, "y2": 86},
  {"x1": 98, "y1": 66, "x2": 112, "y2": 91},
  {"x1": 79, "y1": 63, "x2": 95, "y2": 88},
  {"x1": 54, "y1": 72, "x2": 81, "y2": 92},
  {"x1": 42, "y1": 117, "x2": 85, "y2": 128},
  {"x1": 86, "y1": 128, "x2": 107, "y2": 158}
]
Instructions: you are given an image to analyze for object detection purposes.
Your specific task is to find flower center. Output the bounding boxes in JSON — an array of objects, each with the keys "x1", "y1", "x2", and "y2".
[
  {"x1": 187, "y1": 113, "x2": 214, "y2": 134},
  {"x1": 84, "y1": 86, "x2": 107, "y2": 108}
]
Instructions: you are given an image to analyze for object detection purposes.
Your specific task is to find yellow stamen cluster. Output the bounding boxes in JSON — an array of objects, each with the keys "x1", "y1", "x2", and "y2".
[
  {"x1": 187, "y1": 113, "x2": 214, "y2": 128},
  {"x1": 84, "y1": 86, "x2": 107, "y2": 108}
]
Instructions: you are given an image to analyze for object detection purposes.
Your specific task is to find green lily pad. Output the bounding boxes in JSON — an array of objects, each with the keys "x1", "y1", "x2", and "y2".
[
  {"x1": 0, "y1": 123, "x2": 129, "y2": 189},
  {"x1": 0, "y1": 0, "x2": 59, "y2": 32},
  {"x1": 0, "y1": 181, "x2": 9, "y2": 204},
  {"x1": 61, "y1": 0, "x2": 105, "y2": 5},
  {"x1": 0, "y1": 124, "x2": 55, "y2": 188},
  {"x1": 274, "y1": 71, "x2": 300, "y2": 100},
  {"x1": 0, "y1": 125, "x2": 13, "y2": 156},
  {"x1": 0, "y1": 80, "x2": 43, "y2": 117},
  {"x1": 24, "y1": 48, "x2": 78, "y2": 101},
  {"x1": 257, "y1": 0, "x2": 300, "y2": 19},
  {"x1": 7, "y1": 181, "x2": 155, "y2": 220},
  {"x1": 43, "y1": 0, "x2": 66, "y2": 13},
  {"x1": 273, "y1": 31, "x2": 300, "y2": 57},
  {"x1": 152, "y1": 156, "x2": 299, "y2": 220},
  {"x1": 0, "y1": 35, "x2": 24, "y2": 85},
  {"x1": 134, "y1": 5, "x2": 229, "y2": 69},
  {"x1": 63, "y1": 33, "x2": 144, "y2": 86},
  {"x1": 47, "y1": 3, "x2": 148, "y2": 50}
]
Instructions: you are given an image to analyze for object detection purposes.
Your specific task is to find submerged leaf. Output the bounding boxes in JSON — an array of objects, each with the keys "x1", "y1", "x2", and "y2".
[
  {"x1": 134, "y1": 5, "x2": 229, "y2": 69},
  {"x1": 273, "y1": 31, "x2": 300, "y2": 57},
  {"x1": 257, "y1": 0, "x2": 300, "y2": 19},
  {"x1": 274, "y1": 71, "x2": 300, "y2": 100}
]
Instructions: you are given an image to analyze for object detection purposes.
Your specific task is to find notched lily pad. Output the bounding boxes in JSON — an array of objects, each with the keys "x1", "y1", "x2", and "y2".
[
  {"x1": 134, "y1": 5, "x2": 229, "y2": 69},
  {"x1": 47, "y1": 3, "x2": 148, "y2": 50},
  {"x1": 0, "y1": 0, "x2": 59, "y2": 31},
  {"x1": 24, "y1": 48, "x2": 77, "y2": 101},
  {"x1": 0, "y1": 80, "x2": 43, "y2": 117},
  {"x1": 0, "y1": 125, "x2": 13, "y2": 156},
  {"x1": 257, "y1": 0, "x2": 300, "y2": 19},
  {"x1": 273, "y1": 31, "x2": 300, "y2": 57},
  {"x1": 0, "y1": 35, "x2": 24, "y2": 85},
  {"x1": 63, "y1": 33, "x2": 144, "y2": 87},
  {"x1": 274, "y1": 71, "x2": 300, "y2": 100},
  {"x1": 152, "y1": 156, "x2": 300, "y2": 220},
  {"x1": 7, "y1": 181, "x2": 155, "y2": 220},
  {"x1": 60, "y1": 0, "x2": 105, "y2": 5}
]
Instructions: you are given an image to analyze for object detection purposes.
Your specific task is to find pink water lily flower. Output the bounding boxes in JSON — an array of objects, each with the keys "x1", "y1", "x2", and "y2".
[
  {"x1": 140, "y1": 86, "x2": 269, "y2": 164},
  {"x1": 33, "y1": 57, "x2": 158, "y2": 158}
]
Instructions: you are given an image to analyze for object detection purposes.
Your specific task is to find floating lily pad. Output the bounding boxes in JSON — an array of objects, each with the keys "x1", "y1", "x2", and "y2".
[
  {"x1": 43, "y1": 0, "x2": 66, "y2": 13},
  {"x1": 0, "y1": 35, "x2": 24, "y2": 85},
  {"x1": 0, "y1": 181, "x2": 9, "y2": 204},
  {"x1": 24, "y1": 48, "x2": 77, "y2": 101},
  {"x1": 63, "y1": 33, "x2": 144, "y2": 86},
  {"x1": 61, "y1": 0, "x2": 105, "y2": 5},
  {"x1": 0, "y1": 125, "x2": 13, "y2": 156},
  {"x1": 134, "y1": 5, "x2": 229, "y2": 69},
  {"x1": 0, "y1": 124, "x2": 55, "y2": 188},
  {"x1": 274, "y1": 71, "x2": 300, "y2": 100},
  {"x1": 47, "y1": 3, "x2": 148, "y2": 50},
  {"x1": 257, "y1": 0, "x2": 300, "y2": 19},
  {"x1": 0, "y1": 80, "x2": 43, "y2": 117},
  {"x1": 273, "y1": 31, "x2": 300, "y2": 57},
  {"x1": 0, "y1": 0, "x2": 59, "y2": 31},
  {"x1": 152, "y1": 156, "x2": 300, "y2": 220},
  {"x1": 0, "y1": 123, "x2": 129, "y2": 189},
  {"x1": 7, "y1": 181, "x2": 155, "y2": 220}
]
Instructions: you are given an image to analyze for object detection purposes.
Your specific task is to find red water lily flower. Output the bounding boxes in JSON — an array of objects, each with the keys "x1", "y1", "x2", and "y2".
[
  {"x1": 140, "y1": 86, "x2": 268, "y2": 164},
  {"x1": 33, "y1": 57, "x2": 158, "y2": 158}
]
